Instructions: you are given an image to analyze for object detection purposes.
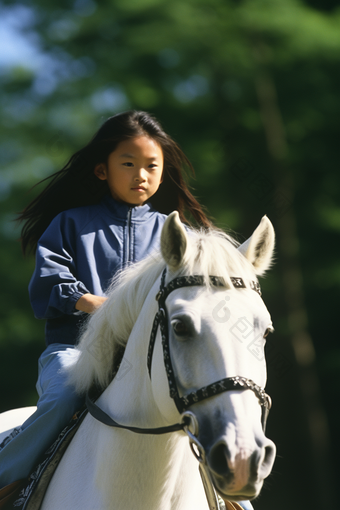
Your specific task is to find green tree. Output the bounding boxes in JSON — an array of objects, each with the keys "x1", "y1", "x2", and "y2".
[{"x1": 1, "y1": 1, "x2": 340, "y2": 508}]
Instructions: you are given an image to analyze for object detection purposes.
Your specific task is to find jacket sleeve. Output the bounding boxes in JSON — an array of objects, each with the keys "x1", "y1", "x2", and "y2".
[{"x1": 29, "y1": 213, "x2": 90, "y2": 319}]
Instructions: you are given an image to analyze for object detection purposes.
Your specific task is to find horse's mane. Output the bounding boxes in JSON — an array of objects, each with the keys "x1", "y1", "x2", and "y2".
[{"x1": 66, "y1": 227, "x2": 258, "y2": 394}]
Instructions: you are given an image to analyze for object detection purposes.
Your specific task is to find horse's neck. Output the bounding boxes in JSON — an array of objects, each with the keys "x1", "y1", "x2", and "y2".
[
  {"x1": 89, "y1": 316, "x2": 190, "y2": 507},
  {"x1": 43, "y1": 298, "x2": 208, "y2": 510},
  {"x1": 87, "y1": 348, "x2": 205, "y2": 509},
  {"x1": 97, "y1": 305, "x2": 160, "y2": 428}
]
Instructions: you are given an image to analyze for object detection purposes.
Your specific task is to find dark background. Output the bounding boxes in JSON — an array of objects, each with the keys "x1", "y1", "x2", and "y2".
[{"x1": 0, "y1": 0, "x2": 339, "y2": 508}]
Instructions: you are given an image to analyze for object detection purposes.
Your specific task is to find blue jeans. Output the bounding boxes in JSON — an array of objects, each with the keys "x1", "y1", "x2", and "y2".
[{"x1": 0, "y1": 344, "x2": 84, "y2": 489}]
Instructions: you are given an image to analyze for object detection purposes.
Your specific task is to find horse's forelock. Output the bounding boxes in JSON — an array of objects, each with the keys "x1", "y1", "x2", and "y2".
[{"x1": 184, "y1": 229, "x2": 256, "y2": 289}]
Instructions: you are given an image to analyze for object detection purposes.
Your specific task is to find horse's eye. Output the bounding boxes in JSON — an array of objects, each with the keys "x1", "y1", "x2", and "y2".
[
  {"x1": 172, "y1": 320, "x2": 188, "y2": 337},
  {"x1": 264, "y1": 327, "x2": 274, "y2": 338}
]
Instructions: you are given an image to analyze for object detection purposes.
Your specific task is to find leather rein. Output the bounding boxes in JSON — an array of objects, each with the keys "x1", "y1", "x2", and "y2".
[{"x1": 86, "y1": 268, "x2": 272, "y2": 434}]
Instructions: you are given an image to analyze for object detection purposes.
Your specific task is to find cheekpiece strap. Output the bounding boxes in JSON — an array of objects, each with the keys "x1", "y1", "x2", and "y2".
[{"x1": 147, "y1": 310, "x2": 162, "y2": 376}]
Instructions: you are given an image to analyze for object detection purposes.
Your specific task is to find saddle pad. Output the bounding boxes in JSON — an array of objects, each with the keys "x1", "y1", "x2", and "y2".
[{"x1": 8, "y1": 408, "x2": 87, "y2": 510}]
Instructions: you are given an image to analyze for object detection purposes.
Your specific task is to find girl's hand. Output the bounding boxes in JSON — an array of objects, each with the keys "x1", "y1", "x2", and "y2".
[{"x1": 75, "y1": 294, "x2": 108, "y2": 314}]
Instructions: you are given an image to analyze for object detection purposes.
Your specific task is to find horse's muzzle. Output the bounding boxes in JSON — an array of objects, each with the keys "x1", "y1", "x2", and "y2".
[
  {"x1": 182, "y1": 409, "x2": 276, "y2": 501},
  {"x1": 207, "y1": 436, "x2": 276, "y2": 500}
]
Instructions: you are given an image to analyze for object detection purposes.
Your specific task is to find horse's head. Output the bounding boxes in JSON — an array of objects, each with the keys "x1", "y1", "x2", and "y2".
[{"x1": 150, "y1": 212, "x2": 276, "y2": 502}]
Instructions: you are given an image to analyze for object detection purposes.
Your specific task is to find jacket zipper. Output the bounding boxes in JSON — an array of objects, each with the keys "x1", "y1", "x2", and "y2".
[{"x1": 125, "y1": 207, "x2": 132, "y2": 265}]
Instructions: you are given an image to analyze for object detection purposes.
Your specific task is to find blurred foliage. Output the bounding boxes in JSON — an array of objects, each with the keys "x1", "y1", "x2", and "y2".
[{"x1": 0, "y1": 0, "x2": 340, "y2": 508}]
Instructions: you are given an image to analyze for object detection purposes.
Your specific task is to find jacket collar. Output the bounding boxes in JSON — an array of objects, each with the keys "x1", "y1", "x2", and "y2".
[{"x1": 101, "y1": 195, "x2": 156, "y2": 222}]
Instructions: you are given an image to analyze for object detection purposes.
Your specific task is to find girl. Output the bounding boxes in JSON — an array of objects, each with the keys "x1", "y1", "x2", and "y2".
[
  {"x1": 0, "y1": 110, "x2": 253, "y2": 510},
  {"x1": 0, "y1": 110, "x2": 211, "y2": 489}
]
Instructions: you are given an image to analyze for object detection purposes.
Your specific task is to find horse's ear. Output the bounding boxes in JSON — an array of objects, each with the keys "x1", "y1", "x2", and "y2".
[
  {"x1": 161, "y1": 211, "x2": 188, "y2": 271},
  {"x1": 238, "y1": 216, "x2": 275, "y2": 276}
]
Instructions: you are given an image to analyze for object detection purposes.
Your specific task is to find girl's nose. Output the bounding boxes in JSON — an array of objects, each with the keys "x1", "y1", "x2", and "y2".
[{"x1": 134, "y1": 168, "x2": 147, "y2": 181}]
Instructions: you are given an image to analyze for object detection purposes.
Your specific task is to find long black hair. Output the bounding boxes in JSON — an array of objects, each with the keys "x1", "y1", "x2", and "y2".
[{"x1": 18, "y1": 110, "x2": 211, "y2": 254}]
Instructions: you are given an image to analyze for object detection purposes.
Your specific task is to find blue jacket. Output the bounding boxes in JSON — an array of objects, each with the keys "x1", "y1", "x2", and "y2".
[{"x1": 29, "y1": 196, "x2": 167, "y2": 346}]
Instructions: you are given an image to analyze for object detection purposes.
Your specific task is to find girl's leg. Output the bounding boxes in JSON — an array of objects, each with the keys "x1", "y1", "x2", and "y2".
[{"x1": 0, "y1": 344, "x2": 84, "y2": 489}]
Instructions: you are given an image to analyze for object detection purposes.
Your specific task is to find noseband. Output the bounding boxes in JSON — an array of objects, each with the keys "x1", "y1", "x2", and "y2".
[{"x1": 86, "y1": 268, "x2": 271, "y2": 434}]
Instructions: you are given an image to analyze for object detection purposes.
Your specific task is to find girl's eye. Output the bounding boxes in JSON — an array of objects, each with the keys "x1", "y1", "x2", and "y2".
[
  {"x1": 123, "y1": 162, "x2": 133, "y2": 167},
  {"x1": 172, "y1": 320, "x2": 189, "y2": 337}
]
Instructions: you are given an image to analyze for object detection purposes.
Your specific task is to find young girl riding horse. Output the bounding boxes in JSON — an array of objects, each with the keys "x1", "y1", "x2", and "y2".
[{"x1": 0, "y1": 110, "x2": 253, "y2": 510}]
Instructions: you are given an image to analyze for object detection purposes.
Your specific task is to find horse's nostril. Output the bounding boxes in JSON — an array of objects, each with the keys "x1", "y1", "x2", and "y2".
[
  {"x1": 208, "y1": 442, "x2": 230, "y2": 477},
  {"x1": 264, "y1": 444, "x2": 274, "y2": 462},
  {"x1": 262, "y1": 442, "x2": 276, "y2": 470},
  {"x1": 251, "y1": 441, "x2": 276, "y2": 478}
]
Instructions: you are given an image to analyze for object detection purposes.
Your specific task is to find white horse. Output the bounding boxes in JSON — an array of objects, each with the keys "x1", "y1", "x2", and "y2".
[{"x1": 2, "y1": 212, "x2": 276, "y2": 510}]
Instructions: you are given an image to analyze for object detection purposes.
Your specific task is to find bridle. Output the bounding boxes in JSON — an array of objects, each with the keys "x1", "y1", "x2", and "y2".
[
  {"x1": 147, "y1": 269, "x2": 271, "y2": 425},
  {"x1": 86, "y1": 268, "x2": 272, "y2": 510},
  {"x1": 86, "y1": 268, "x2": 272, "y2": 434}
]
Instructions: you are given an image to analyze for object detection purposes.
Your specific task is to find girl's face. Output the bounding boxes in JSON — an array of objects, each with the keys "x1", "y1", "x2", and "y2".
[{"x1": 94, "y1": 136, "x2": 164, "y2": 206}]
